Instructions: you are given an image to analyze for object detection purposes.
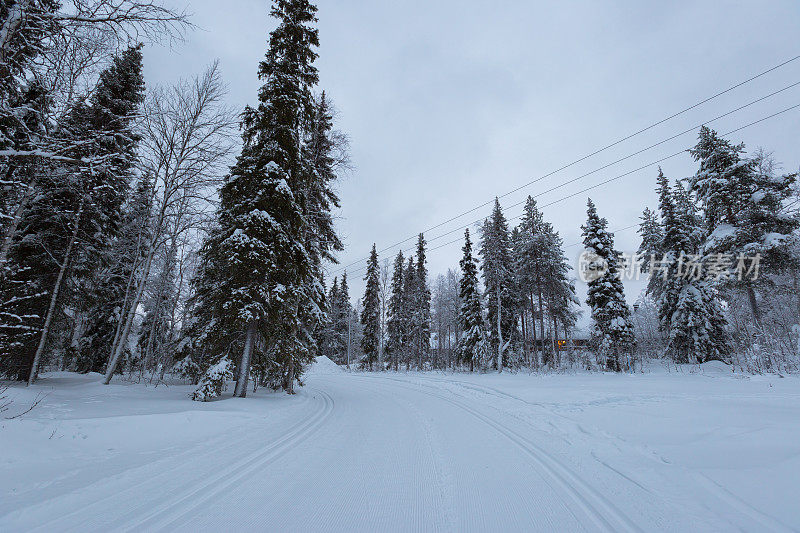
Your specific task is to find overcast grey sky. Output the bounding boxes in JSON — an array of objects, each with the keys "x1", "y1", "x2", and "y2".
[{"x1": 145, "y1": 0, "x2": 800, "y2": 311}]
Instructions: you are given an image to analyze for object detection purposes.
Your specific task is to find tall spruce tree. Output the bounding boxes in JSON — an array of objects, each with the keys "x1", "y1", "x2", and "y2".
[
  {"x1": 77, "y1": 174, "x2": 154, "y2": 373},
  {"x1": 318, "y1": 276, "x2": 339, "y2": 360},
  {"x1": 655, "y1": 172, "x2": 729, "y2": 363},
  {"x1": 387, "y1": 251, "x2": 405, "y2": 371},
  {"x1": 479, "y1": 198, "x2": 515, "y2": 370},
  {"x1": 317, "y1": 273, "x2": 351, "y2": 365},
  {"x1": 0, "y1": 1, "x2": 58, "y2": 233},
  {"x1": 457, "y1": 229, "x2": 485, "y2": 371},
  {"x1": 690, "y1": 128, "x2": 798, "y2": 328},
  {"x1": 300, "y1": 91, "x2": 344, "y2": 359},
  {"x1": 540, "y1": 223, "x2": 578, "y2": 364},
  {"x1": 15, "y1": 45, "x2": 144, "y2": 383},
  {"x1": 514, "y1": 197, "x2": 548, "y2": 366},
  {"x1": 637, "y1": 206, "x2": 662, "y2": 274},
  {"x1": 360, "y1": 245, "x2": 380, "y2": 370},
  {"x1": 402, "y1": 255, "x2": 417, "y2": 370},
  {"x1": 195, "y1": 0, "x2": 323, "y2": 397},
  {"x1": 411, "y1": 233, "x2": 431, "y2": 369},
  {"x1": 581, "y1": 198, "x2": 635, "y2": 371}
]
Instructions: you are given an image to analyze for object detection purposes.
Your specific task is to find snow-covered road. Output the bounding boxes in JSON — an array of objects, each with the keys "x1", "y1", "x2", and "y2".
[{"x1": 2, "y1": 362, "x2": 799, "y2": 531}]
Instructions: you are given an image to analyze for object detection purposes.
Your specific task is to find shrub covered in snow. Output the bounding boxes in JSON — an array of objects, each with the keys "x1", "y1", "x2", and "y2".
[
  {"x1": 172, "y1": 356, "x2": 202, "y2": 384},
  {"x1": 190, "y1": 357, "x2": 234, "y2": 402}
]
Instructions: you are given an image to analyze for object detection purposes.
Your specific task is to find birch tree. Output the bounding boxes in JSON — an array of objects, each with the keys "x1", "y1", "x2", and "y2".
[{"x1": 103, "y1": 62, "x2": 235, "y2": 383}]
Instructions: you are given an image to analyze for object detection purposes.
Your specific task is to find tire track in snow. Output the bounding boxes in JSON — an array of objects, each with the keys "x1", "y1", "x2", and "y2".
[
  {"x1": 691, "y1": 473, "x2": 794, "y2": 532},
  {"x1": 15, "y1": 394, "x2": 320, "y2": 532},
  {"x1": 357, "y1": 374, "x2": 642, "y2": 533},
  {"x1": 386, "y1": 382, "x2": 459, "y2": 531},
  {"x1": 119, "y1": 387, "x2": 335, "y2": 532},
  {"x1": 409, "y1": 374, "x2": 793, "y2": 532}
]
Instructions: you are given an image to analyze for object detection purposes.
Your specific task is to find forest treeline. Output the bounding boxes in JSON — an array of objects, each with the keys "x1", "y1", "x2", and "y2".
[
  {"x1": 0, "y1": 0, "x2": 350, "y2": 400},
  {"x1": 330, "y1": 128, "x2": 800, "y2": 376},
  {"x1": 2, "y1": 1, "x2": 799, "y2": 405}
]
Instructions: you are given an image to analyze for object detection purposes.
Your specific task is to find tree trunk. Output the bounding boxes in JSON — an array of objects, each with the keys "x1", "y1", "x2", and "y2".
[
  {"x1": 28, "y1": 204, "x2": 83, "y2": 385},
  {"x1": 143, "y1": 297, "x2": 162, "y2": 383},
  {"x1": 0, "y1": 184, "x2": 32, "y2": 265},
  {"x1": 521, "y1": 310, "x2": 528, "y2": 366},
  {"x1": 793, "y1": 271, "x2": 800, "y2": 322},
  {"x1": 747, "y1": 284, "x2": 763, "y2": 330},
  {"x1": 530, "y1": 293, "x2": 538, "y2": 370},
  {"x1": 103, "y1": 238, "x2": 158, "y2": 384},
  {"x1": 233, "y1": 321, "x2": 256, "y2": 398},
  {"x1": 108, "y1": 206, "x2": 151, "y2": 367},
  {"x1": 377, "y1": 322, "x2": 384, "y2": 371},
  {"x1": 0, "y1": 1, "x2": 32, "y2": 61},
  {"x1": 552, "y1": 312, "x2": 559, "y2": 368},
  {"x1": 537, "y1": 285, "x2": 545, "y2": 365},
  {"x1": 497, "y1": 284, "x2": 503, "y2": 373}
]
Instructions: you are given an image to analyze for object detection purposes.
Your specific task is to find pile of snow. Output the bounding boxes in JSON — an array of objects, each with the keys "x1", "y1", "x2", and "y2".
[
  {"x1": 698, "y1": 359, "x2": 734, "y2": 375},
  {"x1": 308, "y1": 355, "x2": 342, "y2": 375}
]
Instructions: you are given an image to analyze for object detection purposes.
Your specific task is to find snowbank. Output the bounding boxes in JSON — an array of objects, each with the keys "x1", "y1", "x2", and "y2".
[{"x1": 307, "y1": 355, "x2": 342, "y2": 375}]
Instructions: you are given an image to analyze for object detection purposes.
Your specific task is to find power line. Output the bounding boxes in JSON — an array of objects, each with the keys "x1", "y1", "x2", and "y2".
[
  {"x1": 421, "y1": 81, "x2": 800, "y2": 249},
  {"x1": 563, "y1": 223, "x2": 641, "y2": 249},
  {"x1": 331, "y1": 55, "x2": 800, "y2": 276},
  {"x1": 341, "y1": 102, "x2": 800, "y2": 279},
  {"x1": 424, "y1": 103, "x2": 800, "y2": 255}
]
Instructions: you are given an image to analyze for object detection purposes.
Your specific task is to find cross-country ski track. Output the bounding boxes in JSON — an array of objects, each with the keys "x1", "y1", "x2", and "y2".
[{"x1": 2, "y1": 361, "x2": 799, "y2": 532}]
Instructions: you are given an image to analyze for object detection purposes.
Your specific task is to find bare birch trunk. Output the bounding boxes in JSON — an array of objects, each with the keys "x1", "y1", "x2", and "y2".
[
  {"x1": 103, "y1": 233, "x2": 159, "y2": 384},
  {"x1": 28, "y1": 204, "x2": 83, "y2": 385},
  {"x1": 108, "y1": 199, "x2": 151, "y2": 363},
  {"x1": 747, "y1": 284, "x2": 763, "y2": 331}
]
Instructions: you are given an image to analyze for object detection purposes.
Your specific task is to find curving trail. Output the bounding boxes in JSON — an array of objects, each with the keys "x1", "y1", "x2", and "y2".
[{"x1": 2, "y1": 368, "x2": 796, "y2": 532}]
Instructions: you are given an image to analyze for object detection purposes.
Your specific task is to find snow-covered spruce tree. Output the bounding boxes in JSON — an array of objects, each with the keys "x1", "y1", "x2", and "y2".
[
  {"x1": 410, "y1": 233, "x2": 431, "y2": 369},
  {"x1": 318, "y1": 276, "x2": 339, "y2": 360},
  {"x1": 479, "y1": 198, "x2": 515, "y2": 370},
  {"x1": 299, "y1": 91, "x2": 344, "y2": 367},
  {"x1": 457, "y1": 229, "x2": 485, "y2": 371},
  {"x1": 12, "y1": 45, "x2": 144, "y2": 383},
  {"x1": 302, "y1": 91, "x2": 344, "y2": 269},
  {"x1": 637, "y1": 206, "x2": 662, "y2": 274},
  {"x1": 643, "y1": 169, "x2": 673, "y2": 299},
  {"x1": 190, "y1": 356, "x2": 234, "y2": 402},
  {"x1": 0, "y1": 0, "x2": 58, "y2": 238},
  {"x1": 514, "y1": 198, "x2": 579, "y2": 369},
  {"x1": 581, "y1": 198, "x2": 635, "y2": 371},
  {"x1": 690, "y1": 129, "x2": 798, "y2": 329},
  {"x1": 402, "y1": 255, "x2": 417, "y2": 370},
  {"x1": 194, "y1": 0, "x2": 324, "y2": 397},
  {"x1": 178, "y1": 245, "x2": 234, "y2": 386},
  {"x1": 514, "y1": 196, "x2": 550, "y2": 367},
  {"x1": 0, "y1": 39, "x2": 53, "y2": 376},
  {"x1": 333, "y1": 272, "x2": 352, "y2": 364},
  {"x1": 386, "y1": 251, "x2": 405, "y2": 371},
  {"x1": 655, "y1": 172, "x2": 729, "y2": 363},
  {"x1": 0, "y1": 85, "x2": 49, "y2": 375},
  {"x1": 77, "y1": 174, "x2": 154, "y2": 374},
  {"x1": 360, "y1": 245, "x2": 380, "y2": 370},
  {"x1": 539, "y1": 223, "x2": 579, "y2": 366}
]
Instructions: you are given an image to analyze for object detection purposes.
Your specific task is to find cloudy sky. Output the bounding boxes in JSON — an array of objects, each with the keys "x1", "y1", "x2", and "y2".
[{"x1": 145, "y1": 0, "x2": 800, "y2": 313}]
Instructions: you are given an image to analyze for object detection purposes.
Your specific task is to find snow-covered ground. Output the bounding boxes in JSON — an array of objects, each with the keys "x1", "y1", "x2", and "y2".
[{"x1": 2, "y1": 360, "x2": 799, "y2": 532}]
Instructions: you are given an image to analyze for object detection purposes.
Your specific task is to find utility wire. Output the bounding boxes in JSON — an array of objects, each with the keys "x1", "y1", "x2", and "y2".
[
  {"x1": 341, "y1": 102, "x2": 800, "y2": 279},
  {"x1": 331, "y1": 55, "x2": 800, "y2": 276}
]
